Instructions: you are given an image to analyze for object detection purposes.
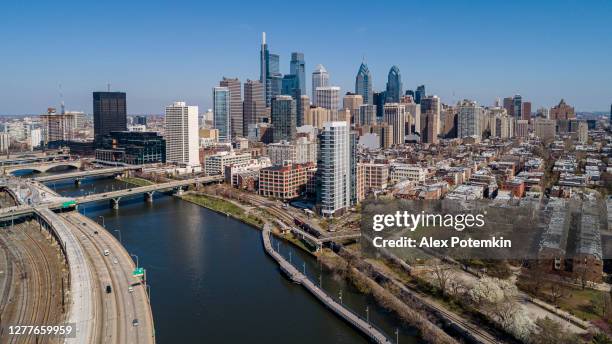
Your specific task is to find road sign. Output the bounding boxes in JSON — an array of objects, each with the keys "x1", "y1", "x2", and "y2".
[
  {"x1": 62, "y1": 200, "x2": 77, "y2": 208},
  {"x1": 132, "y1": 267, "x2": 144, "y2": 277}
]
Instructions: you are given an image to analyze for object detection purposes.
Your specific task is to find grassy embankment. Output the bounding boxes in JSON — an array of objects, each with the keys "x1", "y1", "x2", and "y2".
[
  {"x1": 180, "y1": 193, "x2": 264, "y2": 229},
  {"x1": 120, "y1": 177, "x2": 155, "y2": 187}
]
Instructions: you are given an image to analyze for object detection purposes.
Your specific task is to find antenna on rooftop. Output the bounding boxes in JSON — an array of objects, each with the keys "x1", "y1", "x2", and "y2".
[{"x1": 107, "y1": 83, "x2": 111, "y2": 92}]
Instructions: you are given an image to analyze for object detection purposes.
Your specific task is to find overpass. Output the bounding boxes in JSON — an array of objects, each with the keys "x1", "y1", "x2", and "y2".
[
  {"x1": 0, "y1": 151, "x2": 72, "y2": 167},
  {"x1": 2, "y1": 159, "x2": 83, "y2": 175},
  {"x1": 34, "y1": 165, "x2": 142, "y2": 183},
  {"x1": 71, "y1": 175, "x2": 223, "y2": 209}
]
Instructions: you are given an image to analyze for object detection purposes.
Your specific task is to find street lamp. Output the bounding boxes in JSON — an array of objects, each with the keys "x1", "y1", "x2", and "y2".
[
  {"x1": 114, "y1": 230, "x2": 122, "y2": 245},
  {"x1": 339, "y1": 290, "x2": 343, "y2": 305},
  {"x1": 366, "y1": 306, "x2": 369, "y2": 324},
  {"x1": 130, "y1": 254, "x2": 139, "y2": 268},
  {"x1": 395, "y1": 328, "x2": 399, "y2": 344}
]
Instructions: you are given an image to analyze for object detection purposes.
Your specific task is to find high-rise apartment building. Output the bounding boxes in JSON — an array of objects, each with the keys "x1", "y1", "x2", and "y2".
[
  {"x1": 93, "y1": 91, "x2": 127, "y2": 141},
  {"x1": 298, "y1": 95, "x2": 310, "y2": 127},
  {"x1": 420, "y1": 95, "x2": 440, "y2": 143},
  {"x1": 533, "y1": 118, "x2": 556, "y2": 141},
  {"x1": 213, "y1": 87, "x2": 231, "y2": 142},
  {"x1": 317, "y1": 121, "x2": 351, "y2": 217},
  {"x1": 457, "y1": 100, "x2": 484, "y2": 139},
  {"x1": 358, "y1": 104, "x2": 376, "y2": 126},
  {"x1": 355, "y1": 62, "x2": 373, "y2": 105},
  {"x1": 385, "y1": 66, "x2": 402, "y2": 103},
  {"x1": 516, "y1": 119, "x2": 529, "y2": 138},
  {"x1": 315, "y1": 86, "x2": 340, "y2": 110},
  {"x1": 243, "y1": 79, "x2": 265, "y2": 135},
  {"x1": 578, "y1": 121, "x2": 588, "y2": 143},
  {"x1": 312, "y1": 64, "x2": 329, "y2": 105},
  {"x1": 271, "y1": 95, "x2": 296, "y2": 142},
  {"x1": 219, "y1": 77, "x2": 243, "y2": 138},
  {"x1": 40, "y1": 108, "x2": 78, "y2": 144},
  {"x1": 305, "y1": 107, "x2": 332, "y2": 129},
  {"x1": 383, "y1": 103, "x2": 406, "y2": 145},
  {"x1": 165, "y1": 101, "x2": 199, "y2": 167}
]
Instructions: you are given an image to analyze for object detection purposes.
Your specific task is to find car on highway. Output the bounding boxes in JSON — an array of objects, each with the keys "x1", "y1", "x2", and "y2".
[
  {"x1": 103, "y1": 249, "x2": 110, "y2": 256},
  {"x1": 113, "y1": 258, "x2": 118, "y2": 264},
  {"x1": 132, "y1": 319, "x2": 139, "y2": 327},
  {"x1": 106, "y1": 285, "x2": 112, "y2": 293},
  {"x1": 128, "y1": 286, "x2": 134, "y2": 293}
]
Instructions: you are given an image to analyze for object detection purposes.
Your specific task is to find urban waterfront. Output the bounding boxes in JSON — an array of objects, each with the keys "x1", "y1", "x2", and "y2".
[{"x1": 49, "y1": 176, "x2": 420, "y2": 344}]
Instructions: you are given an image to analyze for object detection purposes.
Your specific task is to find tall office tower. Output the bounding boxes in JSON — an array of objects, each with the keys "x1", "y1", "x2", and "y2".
[
  {"x1": 281, "y1": 74, "x2": 298, "y2": 96},
  {"x1": 373, "y1": 91, "x2": 386, "y2": 119},
  {"x1": 290, "y1": 52, "x2": 306, "y2": 95},
  {"x1": 405, "y1": 90, "x2": 415, "y2": 98},
  {"x1": 355, "y1": 62, "x2": 373, "y2": 105},
  {"x1": 420, "y1": 95, "x2": 440, "y2": 118},
  {"x1": 213, "y1": 87, "x2": 231, "y2": 142},
  {"x1": 442, "y1": 108, "x2": 457, "y2": 138},
  {"x1": 415, "y1": 85, "x2": 426, "y2": 104},
  {"x1": 165, "y1": 101, "x2": 199, "y2": 167},
  {"x1": 372, "y1": 123, "x2": 393, "y2": 149},
  {"x1": 271, "y1": 95, "x2": 296, "y2": 142},
  {"x1": 536, "y1": 107, "x2": 550, "y2": 119},
  {"x1": 315, "y1": 86, "x2": 340, "y2": 110},
  {"x1": 420, "y1": 95, "x2": 440, "y2": 143},
  {"x1": 550, "y1": 99, "x2": 576, "y2": 120},
  {"x1": 516, "y1": 120, "x2": 529, "y2": 138},
  {"x1": 383, "y1": 103, "x2": 406, "y2": 145},
  {"x1": 521, "y1": 101, "x2": 532, "y2": 121},
  {"x1": 220, "y1": 77, "x2": 243, "y2": 138},
  {"x1": 457, "y1": 100, "x2": 484, "y2": 139},
  {"x1": 533, "y1": 118, "x2": 556, "y2": 141},
  {"x1": 343, "y1": 93, "x2": 363, "y2": 125},
  {"x1": 260, "y1": 32, "x2": 282, "y2": 107},
  {"x1": 512, "y1": 94, "x2": 522, "y2": 119},
  {"x1": 358, "y1": 104, "x2": 377, "y2": 126},
  {"x1": 312, "y1": 64, "x2": 329, "y2": 105},
  {"x1": 93, "y1": 91, "x2": 127, "y2": 141},
  {"x1": 243, "y1": 79, "x2": 265, "y2": 135},
  {"x1": 385, "y1": 66, "x2": 402, "y2": 103},
  {"x1": 317, "y1": 121, "x2": 351, "y2": 217},
  {"x1": 503, "y1": 97, "x2": 514, "y2": 118}
]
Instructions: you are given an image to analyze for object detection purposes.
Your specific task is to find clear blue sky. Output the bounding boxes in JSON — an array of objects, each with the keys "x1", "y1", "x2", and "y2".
[{"x1": 1, "y1": 0, "x2": 611, "y2": 115}]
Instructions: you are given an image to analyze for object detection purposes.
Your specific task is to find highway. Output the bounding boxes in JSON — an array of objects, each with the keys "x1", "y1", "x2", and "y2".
[{"x1": 60, "y1": 212, "x2": 155, "y2": 344}]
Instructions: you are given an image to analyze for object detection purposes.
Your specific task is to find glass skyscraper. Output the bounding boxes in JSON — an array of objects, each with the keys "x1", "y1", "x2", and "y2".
[
  {"x1": 260, "y1": 32, "x2": 282, "y2": 107},
  {"x1": 213, "y1": 87, "x2": 231, "y2": 142},
  {"x1": 271, "y1": 95, "x2": 296, "y2": 143},
  {"x1": 355, "y1": 62, "x2": 373, "y2": 105},
  {"x1": 415, "y1": 85, "x2": 426, "y2": 104},
  {"x1": 93, "y1": 91, "x2": 127, "y2": 142},
  {"x1": 513, "y1": 94, "x2": 522, "y2": 119},
  {"x1": 385, "y1": 65, "x2": 402, "y2": 103},
  {"x1": 290, "y1": 52, "x2": 306, "y2": 95}
]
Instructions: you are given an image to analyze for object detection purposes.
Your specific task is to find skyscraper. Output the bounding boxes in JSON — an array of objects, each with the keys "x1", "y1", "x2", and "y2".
[
  {"x1": 355, "y1": 62, "x2": 373, "y2": 105},
  {"x1": 415, "y1": 85, "x2": 426, "y2": 104},
  {"x1": 420, "y1": 95, "x2": 440, "y2": 144},
  {"x1": 503, "y1": 97, "x2": 514, "y2": 118},
  {"x1": 521, "y1": 101, "x2": 531, "y2": 121},
  {"x1": 220, "y1": 77, "x2": 243, "y2": 138},
  {"x1": 290, "y1": 52, "x2": 306, "y2": 95},
  {"x1": 213, "y1": 87, "x2": 231, "y2": 142},
  {"x1": 318, "y1": 121, "x2": 351, "y2": 217},
  {"x1": 165, "y1": 101, "x2": 199, "y2": 167},
  {"x1": 315, "y1": 86, "x2": 340, "y2": 110},
  {"x1": 93, "y1": 91, "x2": 127, "y2": 141},
  {"x1": 358, "y1": 104, "x2": 377, "y2": 126},
  {"x1": 457, "y1": 99, "x2": 484, "y2": 139},
  {"x1": 243, "y1": 79, "x2": 265, "y2": 135},
  {"x1": 385, "y1": 66, "x2": 402, "y2": 103},
  {"x1": 512, "y1": 94, "x2": 522, "y2": 119},
  {"x1": 373, "y1": 91, "x2": 386, "y2": 119},
  {"x1": 312, "y1": 64, "x2": 329, "y2": 105},
  {"x1": 383, "y1": 103, "x2": 406, "y2": 145},
  {"x1": 271, "y1": 95, "x2": 296, "y2": 143},
  {"x1": 260, "y1": 32, "x2": 282, "y2": 107},
  {"x1": 281, "y1": 74, "x2": 299, "y2": 96},
  {"x1": 549, "y1": 99, "x2": 576, "y2": 120}
]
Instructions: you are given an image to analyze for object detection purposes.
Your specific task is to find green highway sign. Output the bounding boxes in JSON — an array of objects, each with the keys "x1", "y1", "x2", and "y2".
[
  {"x1": 132, "y1": 267, "x2": 144, "y2": 277},
  {"x1": 62, "y1": 200, "x2": 77, "y2": 208}
]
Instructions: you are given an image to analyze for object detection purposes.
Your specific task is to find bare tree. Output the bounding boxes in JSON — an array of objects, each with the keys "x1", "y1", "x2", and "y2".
[
  {"x1": 548, "y1": 282, "x2": 568, "y2": 306},
  {"x1": 432, "y1": 263, "x2": 453, "y2": 295}
]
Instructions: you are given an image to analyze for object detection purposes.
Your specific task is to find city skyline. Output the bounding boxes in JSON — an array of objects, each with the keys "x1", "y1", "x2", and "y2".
[{"x1": 1, "y1": 0, "x2": 612, "y2": 114}]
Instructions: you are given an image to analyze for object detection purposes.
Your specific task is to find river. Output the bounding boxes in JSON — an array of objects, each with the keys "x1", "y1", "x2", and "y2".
[{"x1": 46, "y1": 176, "x2": 421, "y2": 344}]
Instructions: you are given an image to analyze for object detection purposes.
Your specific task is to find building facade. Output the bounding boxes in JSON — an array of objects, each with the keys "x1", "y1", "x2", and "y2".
[{"x1": 165, "y1": 101, "x2": 200, "y2": 167}]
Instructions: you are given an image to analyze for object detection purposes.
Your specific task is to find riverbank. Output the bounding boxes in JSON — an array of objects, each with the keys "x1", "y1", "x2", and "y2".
[{"x1": 118, "y1": 176, "x2": 155, "y2": 187}]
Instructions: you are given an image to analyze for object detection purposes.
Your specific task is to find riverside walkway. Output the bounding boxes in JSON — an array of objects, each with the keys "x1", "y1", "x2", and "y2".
[{"x1": 261, "y1": 225, "x2": 392, "y2": 344}]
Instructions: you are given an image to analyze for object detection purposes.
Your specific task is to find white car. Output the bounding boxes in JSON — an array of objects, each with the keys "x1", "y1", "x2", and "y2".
[
  {"x1": 128, "y1": 286, "x2": 134, "y2": 293},
  {"x1": 103, "y1": 249, "x2": 110, "y2": 256}
]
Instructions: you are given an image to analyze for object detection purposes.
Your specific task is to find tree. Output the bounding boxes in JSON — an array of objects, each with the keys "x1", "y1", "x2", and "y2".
[
  {"x1": 432, "y1": 263, "x2": 453, "y2": 295},
  {"x1": 548, "y1": 282, "x2": 569, "y2": 306},
  {"x1": 531, "y1": 317, "x2": 581, "y2": 344},
  {"x1": 592, "y1": 333, "x2": 612, "y2": 344}
]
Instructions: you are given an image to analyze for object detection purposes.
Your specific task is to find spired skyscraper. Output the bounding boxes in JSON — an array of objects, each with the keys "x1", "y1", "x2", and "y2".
[
  {"x1": 312, "y1": 64, "x2": 329, "y2": 105},
  {"x1": 260, "y1": 32, "x2": 282, "y2": 107},
  {"x1": 386, "y1": 66, "x2": 402, "y2": 103},
  {"x1": 93, "y1": 91, "x2": 127, "y2": 142},
  {"x1": 355, "y1": 62, "x2": 373, "y2": 105}
]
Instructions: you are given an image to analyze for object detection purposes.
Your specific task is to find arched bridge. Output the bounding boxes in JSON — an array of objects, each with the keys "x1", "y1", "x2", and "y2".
[{"x1": 3, "y1": 160, "x2": 83, "y2": 175}]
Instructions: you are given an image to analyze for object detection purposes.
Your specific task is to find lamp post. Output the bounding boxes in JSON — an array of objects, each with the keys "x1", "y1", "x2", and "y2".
[
  {"x1": 130, "y1": 254, "x2": 139, "y2": 269},
  {"x1": 114, "y1": 230, "x2": 122, "y2": 245}
]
